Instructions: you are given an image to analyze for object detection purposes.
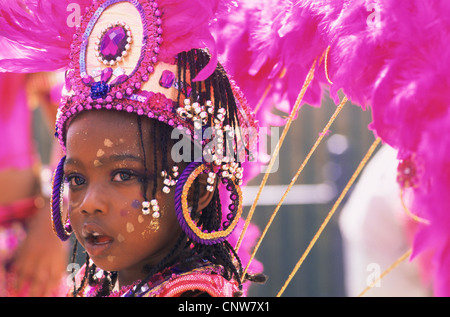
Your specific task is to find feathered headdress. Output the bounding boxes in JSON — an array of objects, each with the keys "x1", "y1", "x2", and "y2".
[{"x1": 0, "y1": 0, "x2": 263, "y2": 280}]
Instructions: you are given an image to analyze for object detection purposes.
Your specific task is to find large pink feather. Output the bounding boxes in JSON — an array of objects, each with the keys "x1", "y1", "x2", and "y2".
[
  {"x1": 214, "y1": 0, "x2": 343, "y2": 126},
  {"x1": 0, "y1": 0, "x2": 93, "y2": 72},
  {"x1": 158, "y1": 0, "x2": 232, "y2": 81},
  {"x1": 0, "y1": 0, "x2": 231, "y2": 78}
]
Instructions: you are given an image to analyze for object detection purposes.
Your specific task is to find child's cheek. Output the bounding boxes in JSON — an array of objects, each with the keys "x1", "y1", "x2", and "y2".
[{"x1": 118, "y1": 200, "x2": 157, "y2": 241}]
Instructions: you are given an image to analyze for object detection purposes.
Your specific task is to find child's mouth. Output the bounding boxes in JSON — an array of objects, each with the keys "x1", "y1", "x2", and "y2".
[
  {"x1": 82, "y1": 225, "x2": 114, "y2": 256},
  {"x1": 86, "y1": 232, "x2": 113, "y2": 245}
]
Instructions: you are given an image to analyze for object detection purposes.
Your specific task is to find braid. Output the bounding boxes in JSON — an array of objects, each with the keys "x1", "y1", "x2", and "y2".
[
  {"x1": 70, "y1": 240, "x2": 79, "y2": 296},
  {"x1": 152, "y1": 121, "x2": 158, "y2": 198},
  {"x1": 71, "y1": 251, "x2": 91, "y2": 297},
  {"x1": 183, "y1": 49, "x2": 245, "y2": 292},
  {"x1": 137, "y1": 116, "x2": 149, "y2": 201}
]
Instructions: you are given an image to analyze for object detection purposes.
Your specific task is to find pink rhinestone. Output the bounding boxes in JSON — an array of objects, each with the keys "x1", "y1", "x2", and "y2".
[
  {"x1": 126, "y1": 105, "x2": 134, "y2": 112},
  {"x1": 110, "y1": 74, "x2": 128, "y2": 85},
  {"x1": 101, "y1": 67, "x2": 113, "y2": 82}
]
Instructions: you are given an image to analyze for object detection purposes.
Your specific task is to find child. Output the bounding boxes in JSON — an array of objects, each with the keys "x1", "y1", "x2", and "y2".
[{"x1": 45, "y1": 0, "x2": 262, "y2": 297}]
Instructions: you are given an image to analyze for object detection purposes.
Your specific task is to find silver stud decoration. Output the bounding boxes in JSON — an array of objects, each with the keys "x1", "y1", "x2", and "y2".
[{"x1": 161, "y1": 166, "x2": 179, "y2": 194}]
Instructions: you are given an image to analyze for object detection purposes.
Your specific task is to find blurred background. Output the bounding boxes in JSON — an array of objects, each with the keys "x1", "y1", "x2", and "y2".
[{"x1": 242, "y1": 94, "x2": 375, "y2": 296}]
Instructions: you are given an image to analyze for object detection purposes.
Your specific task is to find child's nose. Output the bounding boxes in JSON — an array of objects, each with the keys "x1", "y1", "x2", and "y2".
[{"x1": 79, "y1": 183, "x2": 109, "y2": 215}]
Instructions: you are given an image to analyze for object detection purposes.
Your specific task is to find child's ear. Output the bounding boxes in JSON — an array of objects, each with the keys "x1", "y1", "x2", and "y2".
[{"x1": 187, "y1": 172, "x2": 216, "y2": 211}]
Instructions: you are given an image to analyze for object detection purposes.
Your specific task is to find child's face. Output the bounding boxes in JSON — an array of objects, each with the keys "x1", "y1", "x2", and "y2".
[{"x1": 64, "y1": 110, "x2": 183, "y2": 280}]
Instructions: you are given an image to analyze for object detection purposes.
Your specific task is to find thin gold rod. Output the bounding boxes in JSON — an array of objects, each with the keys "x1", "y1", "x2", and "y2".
[
  {"x1": 324, "y1": 46, "x2": 333, "y2": 85},
  {"x1": 399, "y1": 187, "x2": 430, "y2": 225},
  {"x1": 242, "y1": 96, "x2": 348, "y2": 278},
  {"x1": 235, "y1": 58, "x2": 318, "y2": 252},
  {"x1": 277, "y1": 137, "x2": 382, "y2": 297}
]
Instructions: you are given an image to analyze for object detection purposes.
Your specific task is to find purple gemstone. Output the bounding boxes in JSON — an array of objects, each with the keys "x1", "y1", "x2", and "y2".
[
  {"x1": 101, "y1": 67, "x2": 113, "y2": 82},
  {"x1": 159, "y1": 70, "x2": 175, "y2": 88},
  {"x1": 110, "y1": 74, "x2": 129, "y2": 85},
  {"x1": 100, "y1": 26, "x2": 128, "y2": 61}
]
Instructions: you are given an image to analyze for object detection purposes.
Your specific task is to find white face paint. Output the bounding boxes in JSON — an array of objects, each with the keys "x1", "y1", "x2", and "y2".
[{"x1": 104, "y1": 138, "x2": 114, "y2": 147}]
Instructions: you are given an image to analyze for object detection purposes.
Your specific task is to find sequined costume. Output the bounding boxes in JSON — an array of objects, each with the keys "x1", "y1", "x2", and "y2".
[{"x1": 73, "y1": 259, "x2": 240, "y2": 297}]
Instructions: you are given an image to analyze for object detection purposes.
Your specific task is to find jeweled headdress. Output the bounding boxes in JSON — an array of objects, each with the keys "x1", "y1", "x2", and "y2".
[
  {"x1": 0, "y1": 0, "x2": 259, "y2": 246},
  {"x1": 53, "y1": 0, "x2": 258, "y2": 245}
]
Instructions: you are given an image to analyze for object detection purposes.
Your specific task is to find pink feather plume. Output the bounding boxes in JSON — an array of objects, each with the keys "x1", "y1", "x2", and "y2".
[
  {"x1": 214, "y1": 0, "x2": 336, "y2": 123},
  {"x1": 0, "y1": 0, "x2": 231, "y2": 78},
  {"x1": 323, "y1": 0, "x2": 450, "y2": 295},
  {"x1": 0, "y1": 0, "x2": 93, "y2": 72},
  {"x1": 215, "y1": 0, "x2": 450, "y2": 296}
]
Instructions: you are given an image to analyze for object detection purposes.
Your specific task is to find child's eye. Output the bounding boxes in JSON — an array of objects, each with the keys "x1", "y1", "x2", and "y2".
[
  {"x1": 66, "y1": 174, "x2": 86, "y2": 187},
  {"x1": 112, "y1": 170, "x2": 137, "y2": 182}
]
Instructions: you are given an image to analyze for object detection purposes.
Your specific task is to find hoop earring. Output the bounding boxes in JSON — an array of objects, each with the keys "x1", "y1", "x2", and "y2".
[
  {"x1": 51, "y1": 156, "x2": 73, "y2": 241},
  {"x1": 174, "y1": 161, "x2": 243, "y2": 245}
]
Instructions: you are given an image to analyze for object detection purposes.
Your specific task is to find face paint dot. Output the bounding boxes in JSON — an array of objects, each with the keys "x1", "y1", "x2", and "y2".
[
  {"x1": 117, "y1": 233, "x2": 125, "y2": 243},
  {"x1": 138, "y1": 215, "x2": 144, "y2": 223},
  {"x1": 94, "y1": 159, "x2": 103, "y2": 167},
  {"x1": 126, "y1": 222, "x2": 135, "y2": 233},
  {"x1": 120, "y1": 209, "x2": 130, "y2": 217},
  {"x1": 131, "y1": 200, "x2": 140, "y2": 209},
  {"x1": 107, "y1": 255, "x2": 116, "y2": 262},
  {"x1": 97, "y1": 148, "x2": 105, "y2": 157},
  {"x1": 104, "y1": 138, "x2": 113, "y2": 147}
]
